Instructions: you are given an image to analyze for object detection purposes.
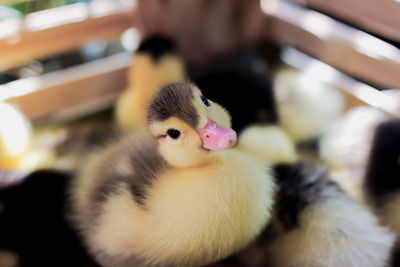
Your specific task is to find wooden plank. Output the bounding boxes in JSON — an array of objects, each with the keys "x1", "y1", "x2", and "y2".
[
  {"x1": 281, "y1": 46, "x2": 400, "y2": 117},
  {"x1": 262, "y1": 0, "x2": 400, "y2": 89},
  {"x1": 2, "y1": 52, "x2": 131, "y2": 123},
  {"x1": 0, "y1": 0, "x2": 31, "y2": 3},
  {"x1": 0, "y1": 2, "x2": 137, "y2": 71},
  {"x1": 291, "y1": 0, "x2": 400, "y2": 43}
]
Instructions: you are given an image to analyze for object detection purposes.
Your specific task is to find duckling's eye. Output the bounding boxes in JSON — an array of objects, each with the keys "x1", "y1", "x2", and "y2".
[
  {"x1": 200, "y1": 96, "x2": 210, "y2": 107},
  {"x1": 167, "y1": 128, "x2": 181, "y2": 139}
]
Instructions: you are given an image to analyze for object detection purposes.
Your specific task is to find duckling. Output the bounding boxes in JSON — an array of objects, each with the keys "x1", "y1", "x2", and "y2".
[
  {"x1": 73, "y1": 82, "x2": 393, "y2": 267},
  {"x1": 232, "y1": 161, "x2": 395, "y2": 267},
  {"x1": 275, "y1": 67, "x2": 344, "y2": 151},
  {"x1": 71, "y1": 83, "x2": 275, "y2": 267},
  {"x1": 319, "y1": 106, "x2": 389, "y2": 203},
  {"x1": 192, "y1": 62, "x2": 296, "y2": 163},
  {"x1": 364, "y1": 119, "x2": 400, "y2": 245},
  {"x1": 115, "y1": 35, "x2": 186, "y2": 130},
  {"x1": 0, "y1": 102, "x2": 31, "y2": 171}
]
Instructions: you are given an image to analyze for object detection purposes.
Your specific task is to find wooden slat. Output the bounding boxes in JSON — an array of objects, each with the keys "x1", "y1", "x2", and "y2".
[
  {"x1": 2, "y1": 52, "x2": 131, "y2": 123},
  {"x1": 281, "y1": 46, "x2": 400, "y2": 117},
  {"x1": 0, "y1": 2, "x2": 136, "y2": 71},
  {"x1": 291, "y1": 0, "x2": 400, "y2": 43},
  {"x1": 262, "y1": 0, "x2": 400, "y2": 89},
  {"x1": 0, "y1": 0, "x2": 31, "y2": 3}
]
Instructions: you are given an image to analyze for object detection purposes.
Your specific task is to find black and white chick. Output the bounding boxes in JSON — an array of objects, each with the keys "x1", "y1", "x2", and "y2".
[
  {"x1": 233, "y1": 161, "x2": 395, "y2": 267},
  {"x1": 364, "y1": 119, "x2": 400, "y2": 251},
  {"x1": 192, "y1": 58, "x2": 297, "y2": 163}
]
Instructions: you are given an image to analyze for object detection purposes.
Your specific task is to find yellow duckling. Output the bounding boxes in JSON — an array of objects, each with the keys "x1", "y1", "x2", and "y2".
[
  {"x1": 115, "y1": 35, "x2": 186, "y2": 131},
  {"x1": 71, "y1": 83, "x2": 275, "y2": 267},
  {"x1": 71, "y1": 82, "x2": 394, "y2": 267}
]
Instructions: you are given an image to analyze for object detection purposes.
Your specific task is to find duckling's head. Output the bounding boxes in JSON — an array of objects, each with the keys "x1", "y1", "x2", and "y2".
[
  {"x1": 147, "y1": 82, "x2": 235, "y2": 167},
  {"x1": 131, "y1": 35, "x2": 186, "y2": 87}
]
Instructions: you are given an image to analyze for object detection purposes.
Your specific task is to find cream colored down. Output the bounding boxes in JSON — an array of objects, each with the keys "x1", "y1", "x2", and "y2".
[
  {"x1": 238, "y1": 125, "x2": 297, "y2": 164},
  {"x1": 378, "y1": 193, "x2": 400, "y2": 245},
  {"x1": 91, "y1": 149, "x2": 275, "y2": 266},
  {"x1": 269, "y1": 191, "x2": 395, "y2": 267}
]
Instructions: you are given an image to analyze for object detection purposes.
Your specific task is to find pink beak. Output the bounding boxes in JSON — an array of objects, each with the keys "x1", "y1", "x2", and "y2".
[{"x1": 197, "y1": 119, "x2": 237, "y2": 151}]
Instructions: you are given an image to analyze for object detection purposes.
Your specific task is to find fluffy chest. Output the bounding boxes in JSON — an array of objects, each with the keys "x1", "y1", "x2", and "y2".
[
  {"x1": 92, "y1": 152, "x2": 275, "y2": 266},
  {"x1": 142, "y1": 153, "x2": 275, "y2": 262}
]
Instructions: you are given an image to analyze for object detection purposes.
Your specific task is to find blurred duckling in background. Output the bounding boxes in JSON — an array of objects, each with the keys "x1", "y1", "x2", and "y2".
[
  {"x1": 115, "y1": 35, "x2": 186, "y2": 131},
  {"x1": 275, "y1": 67, "x2": 344, "y2": 155},
  {"x1": 364, "y1": 119, "x2": 400, "y2": 246},
  {"x1": 319, "y1": 106, "x2": 389, "y2": 203},
  {"x1": 192, "y1": 60, "x2": 296, "y2": 164},
  {"x1": 71, "y1": 83, "x2": 275, "y2": 267},
  {"x1": 72, "y1": 82, "x2": 394, "y2": 267}
]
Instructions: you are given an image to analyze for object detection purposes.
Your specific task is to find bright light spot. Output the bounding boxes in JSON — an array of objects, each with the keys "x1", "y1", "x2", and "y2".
[
  {"x1": 0, "y1": 18, "x2": 21, "y2": 39},
  {"x1": 91, "y1": 0, "x2": 121, "y2": 17},
  {"x1": 352, "y1": 32, "x2": 398, "y2": 59},
  {"x1": 0, "y1": 77, "x2": 42, "y2": 102},
  {"x1": 303, "y1": 61, "x2": 340, "y2": 84},
  {"x1": 25, "y1": 3, "x2": 88, "y2": 31},
  {"x1": 0, "y1": 103, "x2": 31, "y2": 156},
  {"x1": 353, "y1": 84, "x2": 393, "y2": 108},
  {"x1": 301, "y1": 12, "x2": 333, "y2": 38},
  {"x1": 260, "y1": 0, "x2": 280, "y2": 14},
  {"x1": 120, "y1": 28, "x2": 140, "y2": 52}
]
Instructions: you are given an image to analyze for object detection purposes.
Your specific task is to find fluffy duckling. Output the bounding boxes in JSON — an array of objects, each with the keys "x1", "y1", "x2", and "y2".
[
  {"x1": 275, "y1": 68, "x2": 344, "y2": 146},
  {"x1": 73, "y1": 82, "x2": 393, "y2": 267},
  {"x1": 192, "y1": 63, "x2": 296, "y2": 163},
  {"x1": 0, "y1": 102, "x2": 31, "y2": 171},
  {"x1": 319, "y1": 106, "x2": 389, "y2": 203},
  {"x1": 115, "y1": 35, "x2": 186, "y2": 130},
  {"x1": 232, "y1": 161, "x2": 395, "y2": 267},
  {"x1": 71, "y1": 83, "x2": 275, "y2": 267},
  {"x1": 364, "y1": 119, "x2": 400, "y2": 245},
  {"x1": 192, "y1": 63, "x2": 278, "y2": 133}
]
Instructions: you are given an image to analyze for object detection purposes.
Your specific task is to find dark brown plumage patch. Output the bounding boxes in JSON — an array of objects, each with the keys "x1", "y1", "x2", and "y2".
[
  {"x1": 136, "y1": 35, "x2": 177, "y2": 62},
  {"x1": 272, "y1": 162, "x2": 341, "y2": 230},
  {"x1": 364, "y1": 119, "x2": 400, "y2": 206},
  {"x1": 147, "y1": 83, "x2": 199, "y2": 129},
  {"x1": 89, "y1": 135, "x2": 168, "y2": 219}
]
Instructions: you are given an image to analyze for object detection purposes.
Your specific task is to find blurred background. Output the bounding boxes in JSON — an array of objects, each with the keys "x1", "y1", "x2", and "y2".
[{"x1": 0, "y1": 0, "x2": 400, "y2": 266}]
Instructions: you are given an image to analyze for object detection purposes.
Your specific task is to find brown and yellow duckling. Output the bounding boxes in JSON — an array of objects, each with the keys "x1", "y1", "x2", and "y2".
[
  {"x1": 72, "y1": 83, "x2": 275, "y2": 267},
  {"x1": 72, "y1": 83, "x2": 394, "y2": 267}
]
